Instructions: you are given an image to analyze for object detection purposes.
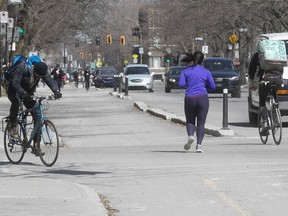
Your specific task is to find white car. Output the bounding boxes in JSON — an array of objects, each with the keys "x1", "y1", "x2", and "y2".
[{"x1": 121, "y1": 64, "x2": 154, "y2": 92}]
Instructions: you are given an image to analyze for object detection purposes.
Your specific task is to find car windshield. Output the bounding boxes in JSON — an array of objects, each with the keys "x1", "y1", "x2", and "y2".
[
  {"x1": 170, "y1": 68, "x2": 184, "y2": 75},
  {"x1": 99, "y1": 69, "x2": 116, "y2": 75},
  {"x1": 125, "y1": 67, "x2": 150, "y2": 75},
  {"x1": 204, "y1": 60, "x2": 235, "y2": 72}
]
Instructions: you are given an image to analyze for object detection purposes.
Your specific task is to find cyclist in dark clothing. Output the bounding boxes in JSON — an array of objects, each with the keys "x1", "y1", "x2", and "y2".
[{"x1": 7, "y1": 55, "x2": 62, "y2": 139}]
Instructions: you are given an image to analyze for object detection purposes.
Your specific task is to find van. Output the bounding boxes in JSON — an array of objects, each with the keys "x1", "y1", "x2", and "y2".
[{"x1": 248, "y1": 32, "x2": 288, "y2": 124}]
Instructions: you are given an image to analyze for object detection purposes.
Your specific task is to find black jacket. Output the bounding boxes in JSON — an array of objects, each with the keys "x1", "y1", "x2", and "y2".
[
  {"x1": 9, "y1": 60, "x2": 59, "y2": 96},
  {"x1": 248, "y1": 52, "x2": 265, "y2": 80}
]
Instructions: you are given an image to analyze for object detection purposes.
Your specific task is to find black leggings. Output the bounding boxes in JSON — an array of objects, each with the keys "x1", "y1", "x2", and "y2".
[{"x1": 184, "y1": 94, "x2": 209, "y2": 144}]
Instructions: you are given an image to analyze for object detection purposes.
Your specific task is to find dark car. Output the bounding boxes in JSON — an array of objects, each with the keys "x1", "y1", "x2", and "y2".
[
  {"x1": 93, "y1": 67, "x2": 118, "y2": 88},
  {"x1": 203, "y1": 57, "x2": 241, "y2": 98},
  {"x1": 164, "y1": 66, "x2": 186, "y2": 93}
]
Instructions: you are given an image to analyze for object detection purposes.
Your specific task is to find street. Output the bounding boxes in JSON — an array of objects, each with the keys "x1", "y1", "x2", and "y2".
[{"x1": 1, "y1": 82, "x2": 288, "y2": 216}]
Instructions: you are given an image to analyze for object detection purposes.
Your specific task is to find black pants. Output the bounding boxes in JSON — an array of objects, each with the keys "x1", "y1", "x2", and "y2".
[
  {"x1": 184, "y1": 94, "x2": 209, "y2": 145},
  {"x1": 8, "y1": 88, "x2": 40, "y2": 127}
]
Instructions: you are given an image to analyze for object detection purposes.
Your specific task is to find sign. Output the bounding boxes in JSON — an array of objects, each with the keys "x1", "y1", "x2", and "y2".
[
  {"x1": 229, "y1": 33, "x2": 238, "y2": 44},
  {"x1": 139, "y1": 47, "x2": 144, "y2": 54},
  {"x1": 0, "y1": 11, "x2": 8, "y2": 23},
  {"x1": 132, "y1": 54, "x2": 138, "y2": 59},
  {"x1": 8, "y1": 0, "x2": 23, "y2": 4},
  {"x1": 202, "y1": 45, "x2": 208, "y2": 54}
]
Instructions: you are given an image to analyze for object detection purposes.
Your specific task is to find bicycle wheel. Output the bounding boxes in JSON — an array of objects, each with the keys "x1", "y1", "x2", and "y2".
[
  {"x1": 4, "y1": 123, "x2": 26, "y2": 164},
  {"x1": 271, "y1": 107, "x2": 282, "y2": 145},
  {"x1": 258, "y1": 112, "x2": 268, "y2": 144},
  {"x1": 37, "y1": 120, "x2": 59, "y2": 167}
]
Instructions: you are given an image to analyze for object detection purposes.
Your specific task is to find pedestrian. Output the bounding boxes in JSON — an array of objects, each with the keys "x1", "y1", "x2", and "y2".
[
  {"x1": 7, "y1": 55, "x2": 62, "y2": 154},
  {"x1": 51, "y1": 64, "x2": 64, "y2": 90},
  {"x1": 178, "y1": 51, "x2": 216, "y2": 153}
]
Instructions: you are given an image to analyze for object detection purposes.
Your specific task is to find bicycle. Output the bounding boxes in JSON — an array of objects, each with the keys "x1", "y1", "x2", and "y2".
[
  {"x1": 2, "y1": 95, "x2": 60, "y2": 167},
  {"x1": 258, "y1": 80, "x2": 282, "y2": 145}
]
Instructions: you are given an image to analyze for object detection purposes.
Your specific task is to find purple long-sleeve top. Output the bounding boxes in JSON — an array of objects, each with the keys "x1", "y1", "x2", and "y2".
[{"x1": 178, "y1": 65, "x2": 216, "y2": 96}]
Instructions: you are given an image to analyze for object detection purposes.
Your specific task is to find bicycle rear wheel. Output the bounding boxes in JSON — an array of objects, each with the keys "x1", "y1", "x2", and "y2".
[
  {"x1": 4, "y1": 123, "x2": 26, "y2": 164},
  {"x1": 258, "y1": 112, "x2": 268, "y2": 144},
  {"x1": 37, "y1": 120, "x2": 59, "y2": 167},
  {"x1": 271, "y1": 107, "x2": 282, "y2": 145}
]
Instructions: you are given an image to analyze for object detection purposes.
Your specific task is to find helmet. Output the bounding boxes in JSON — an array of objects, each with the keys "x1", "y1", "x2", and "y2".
[
  {"x1": 13, "y1": 55, "x2": 26, "y2": 65},
  {"x1": 27, "y1": 55, "x2": 42, "y2": 68},
  {"x1": 33, "y1": 62, "x2": 48, "y2": 77}
]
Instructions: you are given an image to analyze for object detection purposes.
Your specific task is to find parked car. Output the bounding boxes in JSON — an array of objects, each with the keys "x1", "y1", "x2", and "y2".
[
  {"x1": 93, "y1": 67, "x2": 118, "y2": 88},
  {"x1": 248, "y1": 32, "x2": 288, "y2": 125},
  {"x1": 121, "y1": 64, "x2": 154, "y2": 92},
  {"x1": 203, "y1": 57, "x2": 241, "y2": 98},
  {"x1": 164, "y1": 66, "x2": 186, "y2": 93}
]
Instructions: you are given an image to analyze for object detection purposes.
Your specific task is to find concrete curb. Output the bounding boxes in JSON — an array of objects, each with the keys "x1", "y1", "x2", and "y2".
[{"x1": 110, "y1": 92, "x2": 235, "y2": 137}]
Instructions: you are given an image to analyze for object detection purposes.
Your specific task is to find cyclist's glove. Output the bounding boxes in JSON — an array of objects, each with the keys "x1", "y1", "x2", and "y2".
[
  {"x1": 21, "y1": 92, "x2": 32, "y2": 100},
  {"x1": 54, "y1": 90, "x2": 62, "y2": 99}
]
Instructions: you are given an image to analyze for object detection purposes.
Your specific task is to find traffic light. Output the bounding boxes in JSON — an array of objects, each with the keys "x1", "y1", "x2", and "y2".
[
  {"x1": 120, "y1": 36, "x2": 125, "y2": 45},
  {"x1": 96, "y1": 36, "x2": 100, "y2": 45},
  {"x1": 89, "y1": 53, "x2": 92, "y2": 60},
  {"x1": 80, "y1": 52, "x2": 83, "y2": 59},
  {"x1": 107, "y1": 35, "x2": 112, "y2": 44},
  {"x1": 16, "y1": 15, "x2": 25, "y2": 40}
]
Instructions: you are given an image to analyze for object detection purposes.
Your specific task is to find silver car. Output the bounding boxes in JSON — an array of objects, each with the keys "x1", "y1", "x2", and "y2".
[{"x1": 122, "y1": 64, "x2": 154, "y2": 92}]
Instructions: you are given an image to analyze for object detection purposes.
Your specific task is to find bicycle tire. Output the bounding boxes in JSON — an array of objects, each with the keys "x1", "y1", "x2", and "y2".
[
  {"x1": 4, "y1": 123, "x2": 26, "y2": 164},
  {"x1": 258, "y1": 112, "x2": 268, "y2": 144},
  {"x1": 271, "y1": 107, "x2": 282, "y2": 145},
  {"x1": 37, "y1": 120, "x2": 59, "y2": 167}
]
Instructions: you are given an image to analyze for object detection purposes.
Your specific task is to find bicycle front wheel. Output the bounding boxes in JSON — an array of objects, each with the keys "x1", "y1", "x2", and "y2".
[
  {"x1": 271, "y1": 107, "x2": 282, "y2": 145},
  {"x1": 4, "y1": 123, "x2": 26, "y2": 164},
  {"x1": 258, "y1": 112, "x2": 268, "y2": 144},
  {"x1": 37, "y1": 120, "x2": 59, "y2": 167}
]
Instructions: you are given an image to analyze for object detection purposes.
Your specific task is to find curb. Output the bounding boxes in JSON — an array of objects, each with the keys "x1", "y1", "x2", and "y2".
[{"x1": 110, "y1": 92, "x2": 235, "y2": 137}]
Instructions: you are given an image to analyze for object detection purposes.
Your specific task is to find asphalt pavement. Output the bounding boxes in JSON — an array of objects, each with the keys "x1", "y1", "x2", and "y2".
[{"x1": 0, "y1": 83, "x2": 244, "y2": 216}]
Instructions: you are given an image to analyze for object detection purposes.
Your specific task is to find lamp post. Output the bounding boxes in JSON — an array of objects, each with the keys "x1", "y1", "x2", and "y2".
[{"x1": 239, "y1": 28, "x2": 248, "y2": 85}]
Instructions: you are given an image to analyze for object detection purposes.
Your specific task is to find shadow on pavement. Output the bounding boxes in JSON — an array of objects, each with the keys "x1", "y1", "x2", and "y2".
[{"x1": 45, "y1": 169, "x2": 111, "y2": 176}]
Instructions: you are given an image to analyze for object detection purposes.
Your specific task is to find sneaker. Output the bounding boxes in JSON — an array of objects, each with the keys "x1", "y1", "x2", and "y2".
[
  {"x1": 9, "y1": 125, "x2": 19, "y2": 139},
  {"x1": 260, "y1": 121, "x2": 269, "y2": 136},
  {"x1": 184, "y1": 136, "x2": 194, "y2": 150},
  {"x1": 196, "y1": 144, "x2": 203, "y2": 153},
  {"x1": 31, "y1": 146, "x2": 45, "y2": 157}
]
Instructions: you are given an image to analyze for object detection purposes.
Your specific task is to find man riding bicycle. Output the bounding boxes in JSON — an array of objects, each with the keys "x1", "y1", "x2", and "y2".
[
  {"x1": 7, "y1": 55, "x2": 62, "y2": 142},
  {"x1": 249, "y1": 51, "x2": 282, "y2": 135}
]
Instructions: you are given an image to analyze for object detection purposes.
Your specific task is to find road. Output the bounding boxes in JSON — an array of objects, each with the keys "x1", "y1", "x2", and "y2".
[{"x1": 1, "y1": 82, "x2": 288, "y2": 216}]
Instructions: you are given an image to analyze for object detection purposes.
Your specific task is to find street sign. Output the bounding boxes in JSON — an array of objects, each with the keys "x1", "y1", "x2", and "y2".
[
  {"x1": 139, "y1": 47, "x2": 144, "y2": 54},
  {"x1": 132, "y1": 54, "x2": 138, "y2": 59},
  {"x1": 229, "y1": 33, "x2": 238, "y2": 44},
  {"x1": 0, "y1": 11, "x2": 8, "y2": 23},
  {"x1": 202, "y1": 45, "x2": 208, "y2": 54}
]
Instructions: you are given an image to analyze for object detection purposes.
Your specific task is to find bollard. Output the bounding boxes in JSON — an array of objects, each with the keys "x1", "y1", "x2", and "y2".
[
  {"x1": 222, "y1": 78, "x2": 229, "y2": 129},
  {"x1": 125, "y1": 75, "x2": 129, "y2": 96},
  {"x1": 118, "y1": 74, "x2": 122, "y2": 93},
  {"x1": 113, "y1": 75, "x2": 118, "y2": 92}
]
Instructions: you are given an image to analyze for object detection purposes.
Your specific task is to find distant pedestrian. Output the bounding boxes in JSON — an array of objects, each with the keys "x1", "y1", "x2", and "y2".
[
  {"x1": 51, "y1": 64, "x2": 64, "y2": 90},
  {"x1": 178, "y1": 51, "x2": 216, "y2": 153}
]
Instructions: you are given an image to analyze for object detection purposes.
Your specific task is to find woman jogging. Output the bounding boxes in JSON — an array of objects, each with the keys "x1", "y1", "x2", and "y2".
[{"x1": 178, "y1": 51, "x2": 216, "y2": 153}]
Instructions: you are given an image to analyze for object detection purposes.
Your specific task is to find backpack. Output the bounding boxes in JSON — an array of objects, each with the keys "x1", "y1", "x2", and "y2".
[
  {"x1": 4, "y1": 55, "x2": 27, "y2": 82},
  {"x1": 258, "y1": 39, "x2": 287, "y2": 71}
]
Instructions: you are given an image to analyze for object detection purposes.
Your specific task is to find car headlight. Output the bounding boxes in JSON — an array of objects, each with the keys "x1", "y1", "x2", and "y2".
[
  {"x1": 229, "y1": 76, "x2": 239, "y2": 81},
  {"x1": 169, "y1": 78, "x2": 176, "y2": 82}
]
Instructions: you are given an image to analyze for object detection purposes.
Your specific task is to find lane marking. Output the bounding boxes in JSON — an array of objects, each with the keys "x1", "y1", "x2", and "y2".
[{"x1": 204, "y1": 178, "x2": 251, "y2": 216}]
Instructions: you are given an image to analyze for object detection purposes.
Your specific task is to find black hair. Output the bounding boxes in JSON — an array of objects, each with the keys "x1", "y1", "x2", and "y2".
[{"x1": 181, "y1": 51, "x2": 204, "y2": 66}]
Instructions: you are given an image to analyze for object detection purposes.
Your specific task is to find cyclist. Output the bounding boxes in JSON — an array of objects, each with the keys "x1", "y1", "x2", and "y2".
[
  {"x1": 7, "y1": 55, "x2": 62, "y2": 141},
  {"x1": 248, "y1": 51, "x2": 280, "y2": 135},
  {"x1": 73, "y1": 70, "x2": 79, "y2": 88}
]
